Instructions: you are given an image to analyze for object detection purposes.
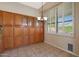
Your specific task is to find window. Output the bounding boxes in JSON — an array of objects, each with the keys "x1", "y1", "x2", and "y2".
[
  {"x1": 47, "y1": 2, "x2": 74, "y2": 36},
  {"x1": 57, "y1": 5, "x2": 64, "y2": 33},
  {"x1": 63, "y1": 3, "x2": 73, "y2": 33},
  {"x1": 47, "y1": 8, "x2": 56, "y2": 33}
]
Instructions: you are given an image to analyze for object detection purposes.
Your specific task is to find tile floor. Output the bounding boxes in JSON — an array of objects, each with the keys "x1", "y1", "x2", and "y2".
[{"x1": 0, "y1": 43, "x2": 75, "y2": 57}]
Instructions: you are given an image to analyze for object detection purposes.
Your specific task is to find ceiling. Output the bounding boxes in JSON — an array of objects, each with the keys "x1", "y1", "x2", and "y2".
[{"x1": 19, "y1": 2, "x2": 46, "y2": 9}]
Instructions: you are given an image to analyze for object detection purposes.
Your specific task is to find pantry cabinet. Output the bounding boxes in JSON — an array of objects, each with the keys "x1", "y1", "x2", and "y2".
[{"x1": 0, "y1": 10, "x2": 44, "y2": 52}]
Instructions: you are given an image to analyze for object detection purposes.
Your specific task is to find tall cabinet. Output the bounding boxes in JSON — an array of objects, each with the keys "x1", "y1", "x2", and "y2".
[{"x1": 0, "y1": 10, "x2": 44, "y2": 52}]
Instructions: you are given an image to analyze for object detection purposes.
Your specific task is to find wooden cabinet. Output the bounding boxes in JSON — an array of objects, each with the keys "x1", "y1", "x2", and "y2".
[
  {"x1": 28, "y1": 17, "x2": 35, "y2": 44},
  {"x1": 14, "y1": 14, "x2": 24, "y2": 47},
  {"x1": 35, "y1": 23, "x2": 41, "y2": 42},
  {"x1": 3, "y1": 12, "x2": 14, "y2": 26},
  {"x1": 3, "y1": 26, "x2": 13, "y2": 49},
  {"x1": 23, "y1": 16, "x2": 29, "y2": 45},
  {"x1": 0, "y1": 11, "x2": 3, "y2": 52},
  {"x1": 35, "y1": 20, "x2": 44, "y2": 43},
  {"x1": 0, "y1": 39, "x2": 3, "y2": 52},
  {"x1": 14, "y1": 14, "x2": 23, "y2": 26},
  {"x1": 0, "y1": 11, "x2": 3, "y2": 25},
  {"x1": 3, "y1": 26, "x2": 13, "y2": 37},
  {"x1": 14, "y1": 26, "x2": 24, "y2": 47},
  {"x1": 3, "y1": 36, "x2": 13, "y2": 49},
  {"x1": 2, "y1": 12, "x2": 14, "y2": 49},
  {"x1": 0, "y1": 11, "x2": 44, "y2": 53}
]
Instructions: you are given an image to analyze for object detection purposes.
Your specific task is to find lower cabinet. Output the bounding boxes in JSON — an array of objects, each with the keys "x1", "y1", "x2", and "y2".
[
  {"x1": 3, "y1": 36, "x2": 13, "y2": 49},
  {"x1": 14, "y1": 27, "x2": 24, "y2": 48},
  {"x1": 0, "y1": 36, "x2": 3, "y2": 52}
]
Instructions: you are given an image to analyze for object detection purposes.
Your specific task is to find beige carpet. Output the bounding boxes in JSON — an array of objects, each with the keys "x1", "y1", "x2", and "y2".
[{"x1": 0, "y1": 43, "x2": 75, "y2": 57}]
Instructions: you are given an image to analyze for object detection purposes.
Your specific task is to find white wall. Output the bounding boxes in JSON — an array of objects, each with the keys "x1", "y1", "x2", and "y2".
[{"x1": 0, "y1": 2, "x2": 39, "y2": 17}]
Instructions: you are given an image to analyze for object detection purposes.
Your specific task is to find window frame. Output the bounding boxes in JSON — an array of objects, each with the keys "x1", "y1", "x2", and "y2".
[{"x1": 46, "y1": 2, "x2": 74, "y2": 37}]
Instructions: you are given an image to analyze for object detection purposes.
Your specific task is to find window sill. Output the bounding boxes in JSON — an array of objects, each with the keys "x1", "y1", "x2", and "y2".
[{"x1": 46, "y1": 32, "x2": 74, "y2": 38}]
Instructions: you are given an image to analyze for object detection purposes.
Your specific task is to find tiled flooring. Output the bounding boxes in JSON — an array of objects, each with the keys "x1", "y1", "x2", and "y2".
[{"x1": 0, "y1": 43, "x2": 75, "y2": 57}]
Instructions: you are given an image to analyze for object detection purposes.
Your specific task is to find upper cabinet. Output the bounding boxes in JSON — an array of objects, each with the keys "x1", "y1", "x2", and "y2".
[
  {"x1": 0, "y1": 11, "x2": 3, "y2": 26},
  {"x1": 3, "y1": 12, "x2": 14, "y2": 26},
  {"x1": 14, "y1": 14, "x2": 23, "y2": 26}
]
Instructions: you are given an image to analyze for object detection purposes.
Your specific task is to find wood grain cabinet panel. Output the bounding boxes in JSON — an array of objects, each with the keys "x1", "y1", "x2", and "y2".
[
  {"x1": 22, "y1": 16, "x2": 29, "y2": 45},
  {"x1": 14, "y1": 36, "x2": 23, "y2": 48},
  {"x1": 3, "y1": 36, "x2": 13, "y2": 49},
  {"x1": 35, "y1": 28, "x2": 41, "y2": 42},
  {"x1": 0, "y1": 11, "x2": 44, "y2": 52},
  {"x1": 0, "y1": 11, "x2": 3, "y2": 52},
  {"x1": 3, "y1": 26, "x2": 14, "y2": 49},
  {"x1": 28, "y1": 17, "x2": 35, "y2": 44},
  {"x1": 23, "y1": 28, "x2": 29, "y2": 45},
  {"x1": 14, "y1": 27, "x2": 23, "y2": 47},
  {"x1": 23, "y1": 36, "x2": 29, "y2": 45},
  {"x1": 39, "y1": 21, "x2": 44, "y2": 42},
  {"x1": 14, "y1": 27, "x2": 23, "y2": 37},
  {"x1": 3, "y1": 12, "x2": 14, "y2": 26},
  {"x1": 0, "y1": 38, "x2": 3, "y2": 52},
  {"x1": 35, "y1": 21, "x2": 44, "y2": 43},
  {"x1": 14, "y1": 14, "x2": 23, "y2": 26},
  {"x1": 0, "y1": 11, "x2": 3, "y2": 25},
  {"x1": 3, "y1": 26, "x2": 13, "y2": 37}
]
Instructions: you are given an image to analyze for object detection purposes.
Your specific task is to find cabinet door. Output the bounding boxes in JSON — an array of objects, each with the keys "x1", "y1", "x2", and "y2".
[
  {"x1": 3, "y1": 12, "x2": 14, "y2": 26},
  {"x1": 14, "y1": 27, "x2": 23, "y2": 48},
  {"x1": 28, "y1": 17, "x2": 35, "y2": 44},
  {"x1": 24, "y1": 27, "x2": 29, "y2": 45},
  {"x1": 3, "y1": 26, "x2": 13, "y2": 37},
  {"x1": 39, "y1": 21, "x2": 44, "y2": 42},
  {"x1": 35, "y1": 21, "x2": 44, "y2": 43},
  {"x1": 0, "y1": 35, "x2": 3, "y2": 52},
  {"x1": 3, "y1": 36, "x2": 13, "y2": 49},
  {"x1": 0, "y1": 11, "x2": 3, "y2": 52},
  {"x1": 22, "y1": 16, "x2": 29, "y2": 45},
  {"x1": 3, "y1": 26, "x2": 13, "y2": 49},
  {"x1": 14, "y1": 14, "x2": 22, "y2": 26},
  {"x1": 35, "y1": 21, "x2": 40, "y2": 42},
  {"x1": 0, "y1": 11, "x2": 3, "y2": 25}
]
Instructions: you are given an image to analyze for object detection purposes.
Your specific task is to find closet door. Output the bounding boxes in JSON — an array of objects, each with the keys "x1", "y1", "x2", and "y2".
[
  {"x1": 14, "y1": 14, "x2": 24, "y2": 48},
  {"x1": 23, "y1": 16, "x2": 29, "y2": 45},
  {"x1": 28, "y1": 17, "x2": 35, "y2": 44},
  {"x1": 3, "y1": 12, "x2": 14, "y2": 49},
  {"x1": 0, "y1": 11, "x2": 3, "y2": 52}
]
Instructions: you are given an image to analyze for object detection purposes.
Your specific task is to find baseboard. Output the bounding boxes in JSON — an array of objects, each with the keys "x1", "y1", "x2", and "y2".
[{"x1": 44, "y1": 41, "x2": 79, "y2": 57}]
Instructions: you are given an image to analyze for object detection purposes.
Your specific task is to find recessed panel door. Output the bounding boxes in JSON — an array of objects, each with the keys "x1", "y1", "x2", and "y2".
[
  {"x1": 14, "y1": 14, "x2": 24, "y2": 48},
  {"x1": 35, "y1": 21, "x2": 40, "y2": 42},
  {"x1": 0, "y1": 11, "x2": 3, "y2": 25},
  {"x1": 14, "y1": 14, "x2": 22, "y2": 26},
  {"x1": 35, "y1": 20, "x2": 44, "y2": 43},
  {"x1": 28, "y1": 17, "x2": 35, "y2": 44},
  {"x1": 3, "y1": 12, "x2": 14, "y2": 26},
  {"x1": 14, "y1": 27, "x2": 23, "y2": 48},
  {"x1": 3, "y1": 26, "x2": 13, "y2": 49},
  {"x1": 22, "y1": 16, "x2": 29, "y2": 45},
  {"x1": 0, "y1": 11, "x2": 3, "y2": 52},
  {"x1": 2, "y1": 12, "x2": 14, "y2": 49},
  {"x1": 39, "y1": 21, "x2": 44, "y2": 42}
]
